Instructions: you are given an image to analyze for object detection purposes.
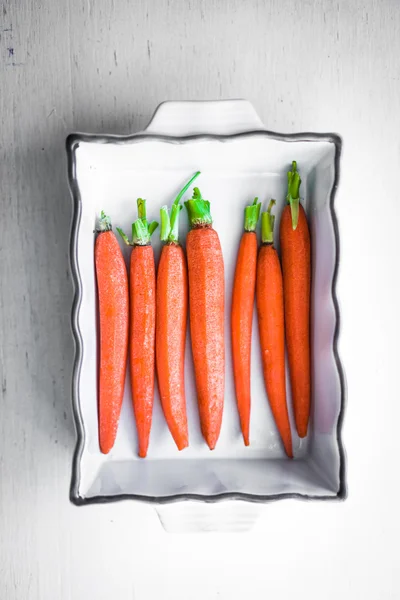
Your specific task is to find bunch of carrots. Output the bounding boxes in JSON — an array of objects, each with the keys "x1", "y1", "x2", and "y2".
[
  {"x1": 95, "y1": 171, "x2": 224, "y2": 457},
  {"x1": 95, "y1": 161, "x2": 310, "y2": 458},
  {"x1": 231, "y1": 161, "x2": 310, "y2": 456}
]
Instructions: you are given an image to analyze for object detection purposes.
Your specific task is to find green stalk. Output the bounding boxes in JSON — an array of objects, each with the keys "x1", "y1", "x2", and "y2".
[
  {"x1": 174, "y1": 171, "x2": 201, "y2": 205},
  {"x1": 132, "y1": 218, "x2": 151, "y2": 245},
  {"x1": 117, "y1": 199, "x2": 158, "y2": 246},
  {"x1": 137, "y1": 198, "x2": 147, "y2": 228},
  {"x1": 286, "y1": 160, "x2": 301, "y2": 230},
  {"x1": 160, "y1": 206, "x2": 171, "y2": 242},
  {"x1": 98, "y1": 210, "x2": 112, "y2": 232},
  {"x1": 261, "y1": 199, "x2": 276, "y2": 244},
  {"x1": 184, "y1": 187, "x2": 212, "y2": 228},
  {"x1": 116, "y1": 227, "x2": 130, "y2": 245},
  {"x1": 148, "y1": 221, "x2": 158, "y2": 236},
  {"x1": 244, "y1": 197, "x2": 261, "y2": 232},
  {"x1": 168, "y1": 203, "x2": 182, "y2": 243},
  {"x1": 161, "y1": 172, "x2": 201, "y2": 243}
]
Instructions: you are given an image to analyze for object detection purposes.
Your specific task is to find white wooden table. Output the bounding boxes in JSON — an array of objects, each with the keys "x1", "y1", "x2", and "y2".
[{"x1": 1, "y1": 1, "x2": 399, "y2": 598}]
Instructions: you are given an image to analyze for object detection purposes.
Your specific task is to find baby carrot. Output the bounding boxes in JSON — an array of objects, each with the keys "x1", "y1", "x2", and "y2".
[
  {"x1": 185, "y1": 188, "x2": 225, "y2": 450},
  {"x1": 231, "y1": 198, "x2": 261, "y2": 445},
  {"x1": 156, "y1": 172, "x2": 200, "y2": 450},
  {"x1": 95, "y1": 212, "x2": 129, "y2": 454},
  {"x1": 279, "y1": 161, "x2": 311, "y2": 438},
  {"x1": 256, "y1": 201, "x2": 293, "y2": 458},
  {"x1": 117, "y1": 202, "x2": 158, "y2": 458}
]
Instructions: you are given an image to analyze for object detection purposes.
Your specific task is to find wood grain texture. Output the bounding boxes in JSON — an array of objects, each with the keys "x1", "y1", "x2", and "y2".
[{"x1": 1, "y1": 0, "x2": 400, "y2": 598}]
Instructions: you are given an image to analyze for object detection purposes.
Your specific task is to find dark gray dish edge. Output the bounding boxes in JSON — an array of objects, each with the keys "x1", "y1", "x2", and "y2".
[{"x1": 66, "y1": 127, "x2": 346, "y2": 506}]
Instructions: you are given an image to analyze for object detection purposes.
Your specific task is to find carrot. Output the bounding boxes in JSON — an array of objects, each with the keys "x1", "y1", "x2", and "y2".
[
  {"x1": 156, "y1": 172, "x2": 200, "y2": 450},
  {"x1": 231, "y1": 198, "x2": 261, "y2": 446},
  {"x1": 117, "y1": 201, "x2": 158, "y2": 458},
  {"x1": 185, "y1": 187, "x2": 225, "y2": 450},
  {"x1": 95, "y1": 212, "x2": 129, "y2": 454},
  {"x1": 279, "y1": 161, "x2": 311, "y2": 438},
  {"x1": 256, "y1": 200, "x2": 293, "y2": 458}
]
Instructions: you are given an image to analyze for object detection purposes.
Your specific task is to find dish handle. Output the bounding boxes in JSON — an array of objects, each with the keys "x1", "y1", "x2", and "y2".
[
  {"x1": 144, "y1": 100, "x2": 265, "y2": 137},
  {"x1": 156, "y1": 501, "x2": 262, "y2": 533}
]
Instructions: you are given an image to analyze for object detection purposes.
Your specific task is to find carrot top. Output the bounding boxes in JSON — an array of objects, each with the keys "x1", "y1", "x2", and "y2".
[
  {"x1": 286, "y1": 160, "x2": 301, "y2": 230},
  {"x1": 244, "y1": 197, "x2": 261, "y2": 232},
  {"x1": 184, "y1": 187, "x2": 212, "y2": 228},
  {"x1": 160, "y1": 171, "x2": 201, "y2": 243},
  {"x1": 261, "y1": 199, "x2": 276, "y2": 244},
  {"x1": 117, "y1": 199, "x2": 158, "y2": 246},
  {"x1": 97, "y1": 210, "x2": 112, "y2": 232}
]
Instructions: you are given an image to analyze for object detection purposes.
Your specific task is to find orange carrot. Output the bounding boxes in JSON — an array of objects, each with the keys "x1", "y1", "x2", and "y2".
[
  {"x1": 185, "y1": 188, "x2": 225, "y2": 450},
  {"x1": 117, "y1": 201, "x2": 158, "y2": 458},
  {"x1": 231, "y1": 198, "x2": 261, "y2": 445},
  {"x1": 95, "y1": 212, "x2": 129, "y2": 454},
  {"x1": 256, "y1": 201, "x2": 293, "y2": 458},
  {"x1": 279, "y1": 161, "x2": 311, "y2": 438},
  {"x1": 156, "y1": 172, "x2": 200, "y2": 450}
]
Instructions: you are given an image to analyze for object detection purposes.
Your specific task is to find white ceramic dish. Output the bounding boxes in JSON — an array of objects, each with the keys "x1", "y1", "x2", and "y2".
[{"x1": 67, "y1": 100, "x2": 346, "y2": 529}]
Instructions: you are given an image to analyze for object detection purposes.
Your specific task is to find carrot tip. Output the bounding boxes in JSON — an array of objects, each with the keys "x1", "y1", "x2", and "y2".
[
  {"x1": 206, "y1": 433, "x2": 220, "y2": 450},
  {"x1": 100, "y1": 436, "x2": 113, "y2": 454},
  {"x1": 176, "y1": 441, "x2": 189, "y2": 451},
  {"x1": 138, "y1": 449, "x2": 148, "y2": 458},
  {"x1": 296, "y1": 421, "x2": 309, "y2": 438},
  {"x1": 284, "y1": 441, "x2": 294, "y2": 459}
]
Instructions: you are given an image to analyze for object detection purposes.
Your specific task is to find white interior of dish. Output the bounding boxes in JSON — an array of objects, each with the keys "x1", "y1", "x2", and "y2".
[{"x1": 73, "y1": 134, "x2": 341, "y2": 499}]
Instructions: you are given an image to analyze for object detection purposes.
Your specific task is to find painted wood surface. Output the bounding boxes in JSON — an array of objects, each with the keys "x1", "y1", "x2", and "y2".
[{"x1": 1, "y1": 0, "x2": 400, "y2": 598}]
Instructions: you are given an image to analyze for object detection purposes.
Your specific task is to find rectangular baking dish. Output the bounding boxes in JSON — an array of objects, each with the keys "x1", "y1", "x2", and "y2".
[{"x1": 67, "y1": 100, "x2": 346, "y2": 521}]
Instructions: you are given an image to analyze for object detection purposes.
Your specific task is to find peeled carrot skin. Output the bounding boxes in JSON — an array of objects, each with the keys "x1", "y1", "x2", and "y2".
[
  {"x1": 156, "y1": 244, "x2": 189, "y2": 450},
  {"x1": 186, "y1": 227, "x2": 225, "y2": 450},
  {"x1": 95, "y1": 231, "x2": 129, "y2": 454},
  {"x1": 231, "y1": 232, "x2": 258, "y2": 446},
  {"x1": 280, "y1": 204, "x2": 311, "y2": 438},
  {"x1": 130, "y1": 245, "x2": 156, "y2": 458},
  {"x1": 256, "y1": 245, "x2": 293, "y2": 458}
]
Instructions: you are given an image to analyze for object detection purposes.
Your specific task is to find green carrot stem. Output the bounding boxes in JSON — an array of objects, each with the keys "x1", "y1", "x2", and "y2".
[
  {"x1": 244, "y1": 197, "x2": 261, "y2": 232},
  {"x1": 148, "y1": 221, "x2": 158, "y2": 236},
  {"x1": 168, "y1": 203, "x2": 182, "y2": 242},
  {"x1": 132, "y1": 218, "x2": 151, "y2": 245},
  {"x1": 137, "y1": 198, "x2": 147, "y2": 225},
  {"x1": 184, "y1": 187, "x2": 212, "y2": 228},
  {"x1": 173, "y1": 171, "x2": 201, "y2": 206},
  {"x1": 117, "y1": 199, "x2": 158, "y2": 246},
  {"x1": 286, "y1": 160, "x2": 301, "y2": 230},
  {"x1": 261, "y1": 199, "x2": 276, "y2": 244},
  {"x1": 98, "y1": 211, "x2": 112, "y2": 232},
  {"x1": 116, "y1": 227, "x2": 129, "y2": 245},
  {"x1": 160, "y1": 172, "x2": 201, "y2": 243},
  {"x1": 160, "y1": 206, "x2": 171, "y2": 242}
]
